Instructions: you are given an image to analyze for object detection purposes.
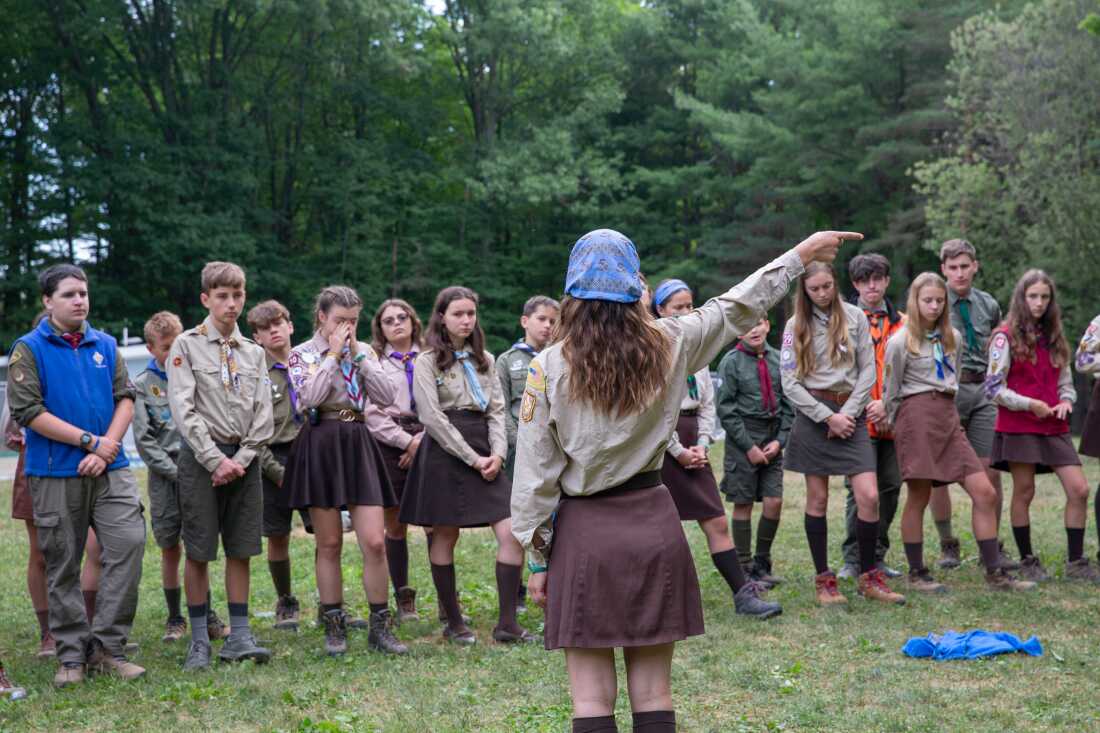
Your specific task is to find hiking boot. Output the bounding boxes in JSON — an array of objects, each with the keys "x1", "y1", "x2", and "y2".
[
  {"x1": 91, "y1": 654, "x2": 145, "y2": 681},
  {"x1": 274, "y1": 595, "x2": 301, "y2": 631},
  {"x1": 37, "y1": 631, "x2": 57, "y2": 659},
  {"x1": 368, "y1": 609, "x2": 408, "y2": 654},
  {"x1": 53, "y1": 662, "x2": 85, "y2": 688},
  {"x1": 395, "y1": 587, "x2": 420, "y2": 625},
  {"x1": 985, "y1": 567, "x2": 1037, "y2": 592},
  {"x1": 836, "y1": 563, "x2": 859, "y2": 580},
  {"x1": 443, "y1": 624, "x2": 476, "y2": 646},
  {"x1": 1018, "y1": 555, "x2": 1050, "y2": 582},
  {"x1": 218, "y1": 631, "x2": 271, "y2": 664},
  {"x1": 814, "y1": 571, "x2": 847, "y2": 606},
  {"x1": 734, "y1": 581, "x2": 782, "y2": 619},
  {"x1": 749, "y1": 557, "x2": 784, "y2": 588},
  {"x1": 1064, "y1": 557, "x2": 1100, "y2": 584},
  {"x1": 937, "y1": 538, "x2": 961, "y2": 569},
  {"x1": 316, "y1": 602, "x2": 369, "y2": 629},
  {"x1": 998, "y1": 541, "x2": 1021, "y2": 570},
  {"x1": 206, "y1": 608, "x2": 230, "y2": 641},
  {"x1": 875, "y1": 560, "x2": 902, "y2": 579},
  {"x1": 182, "y1": 640, "x2": 212, "y2": 671},
  {"x1": 0, "y1": 665, "x2": 26, "y2": 700},
  {"x1": 321, "y1": 608, "x2": 348, "y2": 656},
  {"x1": 906, "y1": 567, "x2": 947, "y2": 594},
  {"x1": 437, "y1": 595, "x2": 472, "y2": 625},
  {"x1": 858, "y1": 568, "x2": 906, "y2": 605},
  {"x1": 162, "y1": 617, "x2": 186, "y2": 643}
]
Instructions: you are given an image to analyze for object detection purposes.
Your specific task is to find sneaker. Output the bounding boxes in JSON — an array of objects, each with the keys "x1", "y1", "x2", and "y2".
[
  {"x1": 985, "y1": 567, "x2": 1037, "y2": 592},
  {"x1": 858, "y1": 568, "x2": 906, "y2": 605},
  {"x1": 0, "y1": 666, "x2": 27, "y2": 700},
  {"x1": 1018, "y1": 555, "x2": 1050, "y2": 582},
  {"x1": 53, "y1": 662, "x2": 85, "y2": 688},
  {"x1": 937, "y1": 538, "x2": 961, "y2": 569},
  {"x1": 1064, "y1": 557, "x2": 1100, "y2": 583},
  {"x1": 368, "y1": 609, "x2": 409, "y2": 654},
  {"x1": 90, "y1": 654, "x2": 145, "y2": 681},
  {"x1": 395, "y1": 587, "x2": 420, "y2": 625},
  {"x1": 206, "y1": 608, "x2": 230, "y2": 641},
  {"x1": 906, "y1": 567, "x2": 947, "y2": 594},
  {"x1": 814, "y1": 571, "x2": 847, "y2": 606},
  {"x1": 274, "y1": 595, "x2": 301, "y2": 631},
  {"x1": 182, "y1": 640, "x2": 212, "y2": 671},
  {"x1": 998, "y1": 541, "x2": 1021, "y2": 571},
  {"x1": 749, "y1": 557, "x2": 784, "y2": 588},
  {"x1": 875, "y1": 560, "x2": 902, "y2": 579},
  {"x1": 836, "y1": 563, "x2": 859, "y2": 580},
  {"x1": 443, "y1": 624, "x2": 476, "y2": 646},
  {"x1": 36, "y1": 631, "x2": 57, "y2": 659},
  {"x1": 162, "y1": 618, "x2": 187, "y2": 643},
  {"x1": 321, "y1": 608, "x2": 348, "y2": 656},
  {"x1": 218, "y1": 632, "x2": 272, "y2": 664},
  {"x1": 734, "y1": 581, "x2": 782, "y2": 620}
]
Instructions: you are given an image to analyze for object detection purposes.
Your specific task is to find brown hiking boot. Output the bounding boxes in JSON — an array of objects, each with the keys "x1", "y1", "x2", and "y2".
[
  {"x1": 814, "y1": 571, "x2": 847, "y2": 606},
  {"x1": 37, "y1": 631, "x2": 57, "y2": 659},
  {"x1": 906, "y1": 568, "x2": 947, "y2": 594},
  {"x1": 321, "y1": 608, "x2": 348, "y2": 656},
  {"x1": 985, "y1": 567, "x2": 1037, "y2": 591},
  {"x1": 937, "y1": 538, "x2": 961, "y2": 569},
  {"x1": 997, "y1": 541, "x2": 1021, "y2": 570},
  {"x1": 858, "y1": 568, "x2": 906, "y2": 605},
  {"x1": 274, "y1": 595, "x2": 300, "y2": 631},
  {"x1": 207, "y1": 608, "x2": 230, "y2": 640},
  {"x1": 1064, "y1": 557, "x2": 1100, "y2": 584},
  {"x1": 162, "y1": 618, "x2": 186, "y2": 643},
  {"x1": 53, "y1": 662, "x2": 85, "y2": 688},
  {"x1": 395, "y1": 587, "x2": 419, "y2": 625},
  {"x1": 368, "y1": 609, "x2": 408, "y2": 654},
  {"x1": 91, "y1": 654, "x2": 146, "y2": 681},
  {"x1": 1018, "y1": 555, "x2": 1050, "y2": 582}
]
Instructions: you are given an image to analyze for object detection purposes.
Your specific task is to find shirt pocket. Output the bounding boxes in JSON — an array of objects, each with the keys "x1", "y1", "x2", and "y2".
[
  {"x1": 508, "y1": 367, "x2": 528, "y2": 399},
  {"x1": 236, "y1": 367, "x2": 261, "y2": 402}
]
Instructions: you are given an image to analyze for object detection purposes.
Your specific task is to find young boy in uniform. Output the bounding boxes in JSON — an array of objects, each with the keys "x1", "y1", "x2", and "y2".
[
  {"x1": 718, "y1": 317, "x2": 793, "y2": 585},
  {"x1": 133, "y1": 311, "x2": 229, "y2": 642},
  {"x1": 838, "y1": 254, "x2": 905, "y2": 579},
  {"x1": 938, "y1": 239, "x2": 1012, "y2": 569},
  {"x1": 168, "y1": 261, "x2": 274, "y2": 670},
  {"x1": 247, "y1": 300, "x2": 309, "y2": 631},
  {"x1": 8, "y1": 264, "x2": 146, "y2": 687}
]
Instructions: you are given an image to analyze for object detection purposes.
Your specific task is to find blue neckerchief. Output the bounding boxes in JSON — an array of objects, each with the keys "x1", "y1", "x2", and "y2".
[
  {"x1": 928, "y1": 332, "x2": 956, "y2": 380},
  {"x1": 513, "y1": 342, "x2": 538, "y2": 356},
  {"x1": 147, "y1": 358, "x2": 168, "y2": 382},
  {"x1": 339, "y1": 347, "x2": 366, "y2": 410},
  {"x1": 454, "y1": 351, "x2": 489, "y2": 410}
]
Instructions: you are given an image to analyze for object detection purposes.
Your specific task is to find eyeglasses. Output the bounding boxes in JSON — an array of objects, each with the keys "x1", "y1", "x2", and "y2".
[{"x1": 381, "y1": 312, "x2": 410, "y2": 327}]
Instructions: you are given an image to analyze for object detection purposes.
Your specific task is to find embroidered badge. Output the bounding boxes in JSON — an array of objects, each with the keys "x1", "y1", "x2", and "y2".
[
  {"x1": 990, "y1": 349, "x2": 1002, "y2": 361},
  {"x1": 1089, "y1": 323, "x2": 1098, "y2": 334},
  {"x1": 151, "y1": 385, "x2": 162, "y2": 397},
  {"x1": 782, "y1": 331, "x2": 793, "y2": 347},
  {"x1": 992, "y1": 333, "x2": 1007, "y2": 349},
  {"x1": 12, "y1": 368, "x2": 24, "y2": 383},
  {"x1": 172, "y1": 355, "x2": 183, "y2": 367},
  {"x1": 93, "y1": 352, "x2": 104, "y2": 365},
  {"x1": 8, "y1": 350, "x2": 22, "y2": 365},
  {"x1": 526, "y1": 361, "x2": 546, "y2": 393},
  {"x1": 511, "y1": 359, "x2": 525, "y2": 371},
  {"x1": 781, "y1": 350, "x2": 792, "y2": 362},
  {"x1": 520, "y1": 389, "x2": 537, "y2": 422}
]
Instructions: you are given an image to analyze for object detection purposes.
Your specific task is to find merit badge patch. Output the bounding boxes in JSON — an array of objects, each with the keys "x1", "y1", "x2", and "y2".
[
  {"x1": 151, "y1": 385, "x2": 162, "y2": 397},
  {"x1": 992, "y1": 333, "x2": 1007, "y2": 349},
  {"x1": 172, "y1": 355, "x2": 183, "y2": 367},
  {"x1": 93, "y1": 352, "x2": 104, "y2": 365},
  {"x1": 782, "y1": 331, "x2": 794, "y2": 347},
  {"x1": 520, "y1": 389, "x2": 537, "y2": 423},
  {"x1": 12, "y1": 368, "x2": 24, "y2": 383},
  {"x1": 8, "y1": 350, "x2": 22, "y2": 366},
  {"x1": 526, "y1": 361, "x2": 546, "y2": 393}
]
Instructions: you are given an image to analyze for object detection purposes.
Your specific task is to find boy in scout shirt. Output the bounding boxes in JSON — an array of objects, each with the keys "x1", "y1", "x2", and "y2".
[
  {"x1": 247, "y1": 300, "x2": 309, "y2": 631},
  {"x1": 168, "y1": 261, "x2": 274, "y2": 671},
  {"x1": 718, "y1": 317, "x2": 793, "y2": 586},
  {"x1": 8, "y1": 264, "x2": 147, "y2": 688}
]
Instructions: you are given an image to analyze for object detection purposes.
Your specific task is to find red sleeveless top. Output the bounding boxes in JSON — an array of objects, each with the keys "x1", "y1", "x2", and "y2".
[{"x1": 992, "y1": 329, "x2": 1068, "y2": 436}]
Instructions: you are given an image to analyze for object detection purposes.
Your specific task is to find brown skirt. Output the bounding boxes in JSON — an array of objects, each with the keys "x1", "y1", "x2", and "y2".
[
  {"x1": 991, "y1": 432, "x2": 1081, "y2": 474},
  {"x1": 784, "y1": 397, "x2": 876, "y2": 476},
  {"x1": 545, "y1": 482, "x2": 705, "y2": 650},
  {"x1": 1079, "y1": 380, "x2": 1100, "y2": 458},
  {"x1": 377, "y1": 417, "x2": 424, "y2": 503},
  {"x1": 895, "y1": 392, "x2": 985, "y2": 486},
  {"x1": 660, "y1": 414, "x2": 725, "y2": 521},
  {"x1": 11, "y1": 444, "x2": 31, "y2": 520},
  {"x1": 285, "y1": 418, "x2": 396, "y2": 510},
  {"x1": 399, "y1": 410, "x2": 511, "y2": 528}
]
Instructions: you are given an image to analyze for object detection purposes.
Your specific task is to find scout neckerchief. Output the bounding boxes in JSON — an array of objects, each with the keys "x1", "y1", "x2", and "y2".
[
  {"x1": 927, "y1": 331, "x2": 956, "y2": 380},
  {"x1": 862, "y1": 306, "x2": 889, "y2": 348},
  {"x1": 147, "y1": 358, "x2": 168, "y2": 382},
  {"x1": 271, "y1": 361, "x2": 302, "y2": 423},
  {"x1": 512, "y1": 342, "x2": 538, "y2": 356},
  {"x1": 61, "y1": 332, "x2": 83, "y2": 349},
  {"x1": 957, "y1": 298, "x2": 980, "y2": 353},
  {"x1": 454, "y1": 351, "x2": 489, "y2": 410},
  {"x1": 338, "y1": 348, "x2": 366, "y2": 411},
  {"x1": 737, "y1": 341, "x2": 777, "y2": 414},
  {"x1": 218, "y1": 337, "x2": 240, "y2": 392},
  {"x1": 388, "y1": 349, "x2": 418, "y2": 410}
]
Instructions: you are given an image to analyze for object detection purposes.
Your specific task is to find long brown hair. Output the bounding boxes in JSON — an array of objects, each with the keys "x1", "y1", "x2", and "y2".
[
  {"x1": 557, "y1": 296, "x2": 671, "y2": 416},
  {"x1": 791, "y1": 262, "x2": 851, "y2": 379},
  {"x1": 370, "y1": 298, "x2": 424, "y2": 358},
  {"x1": 1003, "y1": 269, "x2": 1070, "y2": 367},
  {"x1": 425, "y1": 286, "x2": 490, "y2": 372},
  {"x1": 904, "y1": 273, "x2": 956, "y2": 355}
]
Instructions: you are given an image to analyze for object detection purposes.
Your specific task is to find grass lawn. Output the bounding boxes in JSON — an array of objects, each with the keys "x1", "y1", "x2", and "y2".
[{"x1": 2, "y1": 443, "x2": 1100, "y2": 732}]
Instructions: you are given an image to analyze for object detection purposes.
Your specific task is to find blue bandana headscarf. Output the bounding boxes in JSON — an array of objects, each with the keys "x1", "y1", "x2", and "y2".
[
  {"x1": 564, "y1": 229, "x2": 642, "y2": 303},
  {"x1": 653, "y1": 279, "x2": 690, "y2": 307}
]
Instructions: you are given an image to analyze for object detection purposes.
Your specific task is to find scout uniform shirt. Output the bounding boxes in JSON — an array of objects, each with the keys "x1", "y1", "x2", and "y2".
[
  {"x1": 167, "y1": 316, "x2": 273, "y2": 472},
  {"x1": 512, "y1": 248, "x2": 806, "y2": 568},
  {"x1": 413, "y1": 349, "x2": 508, "y2": 466},
  {"x1": 716, "y1": 343, "x2": 793, "y2": 454},
  {"x1": 948, "y1": 287, "x2": 1001, "y2": 378},
  {"x1": 779, "y1": 302, "x2": 876, "y2": 423},
  {"x1": 855, "y1": 296, "x2": 906, "y2": 440},
  {"x1": 667, "y1": 366, "x2": 718, "y2": 457},
  {"x1": 286, "y1": 332, "x2": 396, "y2": 415},
  {"x1": 133, "y1": 359, "x2": 181, "y2": 480},
  {"x1": 1075, "y1": 314, "x2": 1100, "y2": 377},
  {"x1": 365, "y1": 344, "x2": 422, "y2": 450},
  {"x1": 259, "y1": 351, "x2": 303, "y2": 485},
  {"x1": 496, "y1": 342, "x2": 538, "y2": 448},
  {"x1": 881, "y1": 328, "x2": 963, "y2": 426}
]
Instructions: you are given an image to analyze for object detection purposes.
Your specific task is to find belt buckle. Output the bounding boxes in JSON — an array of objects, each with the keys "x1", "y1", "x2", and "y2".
[{"x1": 338, "y1": 409, "x2": 356, "y2": 423}]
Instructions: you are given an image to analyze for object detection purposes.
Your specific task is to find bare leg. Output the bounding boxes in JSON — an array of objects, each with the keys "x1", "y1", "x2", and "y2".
[
  {"x1": 310, "y1": 507, "x2": 345, "y2": 605},
  {"x1": 565, "y1": 647, "x2": 618, "y2": 718},
  {"x1": 623, "y1": 643, "x2": 675, "y2": 713}
]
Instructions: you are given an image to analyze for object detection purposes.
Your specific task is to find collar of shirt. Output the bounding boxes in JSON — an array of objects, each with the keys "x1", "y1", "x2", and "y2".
[
  {"x1": 308, "y1": 330, "x2": 331, "y2": 356},
  {"x1": 948, "y1": 289, "x2": 971, "y2": 306},
  {"x1": 202, "y1": 315, "x2": 243, "y2": 345},
  {"x1": 856, "y1": 297, "x2": 887, "y2": 315},
  {"x1": 147, "y1": 358, "x2": 168, "y2": 382},
  {"x1": 512, "y1": 341, "x2": 539, "y2": 356},
  {"x1": 812, "y1": 306, "x2": 830, "y2": 325},
  {"x1": 384, "y1": 342, "x2": 423, "y2": 359}
]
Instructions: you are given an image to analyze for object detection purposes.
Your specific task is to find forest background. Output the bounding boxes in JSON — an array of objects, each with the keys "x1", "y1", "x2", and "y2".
[{"x1": 2, "y1": 0, "x2": 1099, "y2": 362}]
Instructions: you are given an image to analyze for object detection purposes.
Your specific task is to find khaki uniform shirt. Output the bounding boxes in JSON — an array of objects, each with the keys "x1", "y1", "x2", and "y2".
[
  {"x1": 511, "y1": 249, "x2": 805, "y2": 567},
  {"x1": 287, "y1": 332, "x2": 396, "y2": 415},
  {"x1": 948, "y1": 287, "x2": 1001, "y2": 374},
  {"x1": 1074, "y1": 315, "x2": 1100, "y2": 377},
  {"x1": 780, "y1": 302, "x2": 876, "y2": 423},
  {"x1": 985, "y1": 330, "x2": 1075, "y2": 412},
  {"x1": 8, "y1": 320, "x2": 135, "y2": 429},
  {"x1": 413, "y1": 349, "x2": 507, "y2": 467},
  {"x1": 496, "y1": 344, "x2": 538, "y2": 449},
  {"x1": 167, "y1": 316, "x2": 273, "y2": 473},
  {"x1": 258, "y1": 352, "x2": 303, "y2": 485},
  {"x1": 133, "y1": 365, "x2": 180, "y2": 481},
  {"x1": 881, "y1": 328, "x2": 962, "y2": 426},
  {"x1": 364, "y1": 344, "x2": 421, "y2": 450},
  {"x1": 667, "y1": 366, "x2": 718, "y2": 457},
  {"x1": 716, "y1": 344, "x2": 793, "y2": 453}
]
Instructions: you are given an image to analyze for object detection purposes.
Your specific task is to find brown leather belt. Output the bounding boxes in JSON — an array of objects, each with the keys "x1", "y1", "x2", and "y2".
[
  {"x1": 318, "y1": 408, "x2": 366, "y2": 423},
  {"x1": 958, "y1": 369, "x2": 985, "y2": 384},
  {"x1": 809, "y1": 389, "x2": 850, "y2": 406}
]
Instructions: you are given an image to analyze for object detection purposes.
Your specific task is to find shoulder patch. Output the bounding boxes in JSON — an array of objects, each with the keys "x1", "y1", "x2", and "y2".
[
  {"x1": 782, "y1": 331, "x2": 793, "y2": 347},
  {"x1": 520, "y1": 389, "x2": 537, "y2": 422},
  {"x1": 526, "y1": 361, "x2": 547, "y2": 393},
  {"x1": 992, "y1": 333, "x2": 1008, "y2": 350},
  {"x1": 172, "y1": 355, "x2": 184, "y2": 368},
  {"x1": 8, "y1": 350, "x2": 22, "y2": 366}
]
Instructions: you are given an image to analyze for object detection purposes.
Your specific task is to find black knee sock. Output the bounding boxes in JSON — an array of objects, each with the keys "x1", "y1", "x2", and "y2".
[
  {"x1": 495, "y1": 562, "x2": 522, "y2": 631},
  {"x1": 385, "y1": 537, "x2": 409, "y2": 592},
  {"x1": 755, "y1": 515, "x2": 780, "y2": 562},
  {"x1": 430, "y1": 562, "x2": 465, "y2": 629},
  {"x1": 1066, "y1": 527, "x2": 1085, "y2": 562},
  {"x1": 164, "y1": 587, "x2": 183, "y2": 622},
  {"x1": 632, "y1": 710, "x2": 675, "y2": 732},
  {"x1": 710, "y1": 548, "x2": 747, "y2": 593},
  {"x1": 573, "y1": 716, "x2": 618, "y2": 733},
  {"x1": 856, "y1": 518, "x2": 879, "y2": 574},
  {"x1": 268, "y1": 559, "x2": 292, "y2": 599},
  {"x1": 730, "y1": 518, "x2": 752, "y2": 559},
  {"x1": 903, "y1": 542, "x2": 924, "y2": 572},
  {"x1": 977, "y1": 538, "x2": 1001, "y2": 571},
  {"x1": 804, "y1": 514, "x2": 829, "y2": 574},
  {"x1": 1012, "y1": 524, "x2": 1033, "y2": 559}
]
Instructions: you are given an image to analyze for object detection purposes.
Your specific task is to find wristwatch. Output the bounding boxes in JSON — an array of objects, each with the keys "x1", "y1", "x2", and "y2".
[{"x1": 80, "y1": 432, "x2": 93, "y2": 450}]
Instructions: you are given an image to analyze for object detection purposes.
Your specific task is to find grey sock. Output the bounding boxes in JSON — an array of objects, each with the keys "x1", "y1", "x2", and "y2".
[
  {"x1": 227, "y1": 602, "x2": 249, "y2": 637},
  {"x1": 188, "y1": 604, "x2": 210, "y2": 645}
]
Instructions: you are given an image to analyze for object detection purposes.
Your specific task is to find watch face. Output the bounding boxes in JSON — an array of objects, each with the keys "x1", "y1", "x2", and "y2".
[{"x1": 81, "y1": 433, "x2": 92, "y2": 446}]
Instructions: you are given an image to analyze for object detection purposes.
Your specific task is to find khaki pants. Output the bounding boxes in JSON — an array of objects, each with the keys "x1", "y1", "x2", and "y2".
[{"x1": 30, "y1": 469, "x2": 146, "y2": 664}]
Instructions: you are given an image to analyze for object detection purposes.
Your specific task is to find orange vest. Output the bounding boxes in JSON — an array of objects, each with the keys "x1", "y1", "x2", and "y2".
[{"x1": 862, "y1": 304, "x2": 906, "y2": 440}]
